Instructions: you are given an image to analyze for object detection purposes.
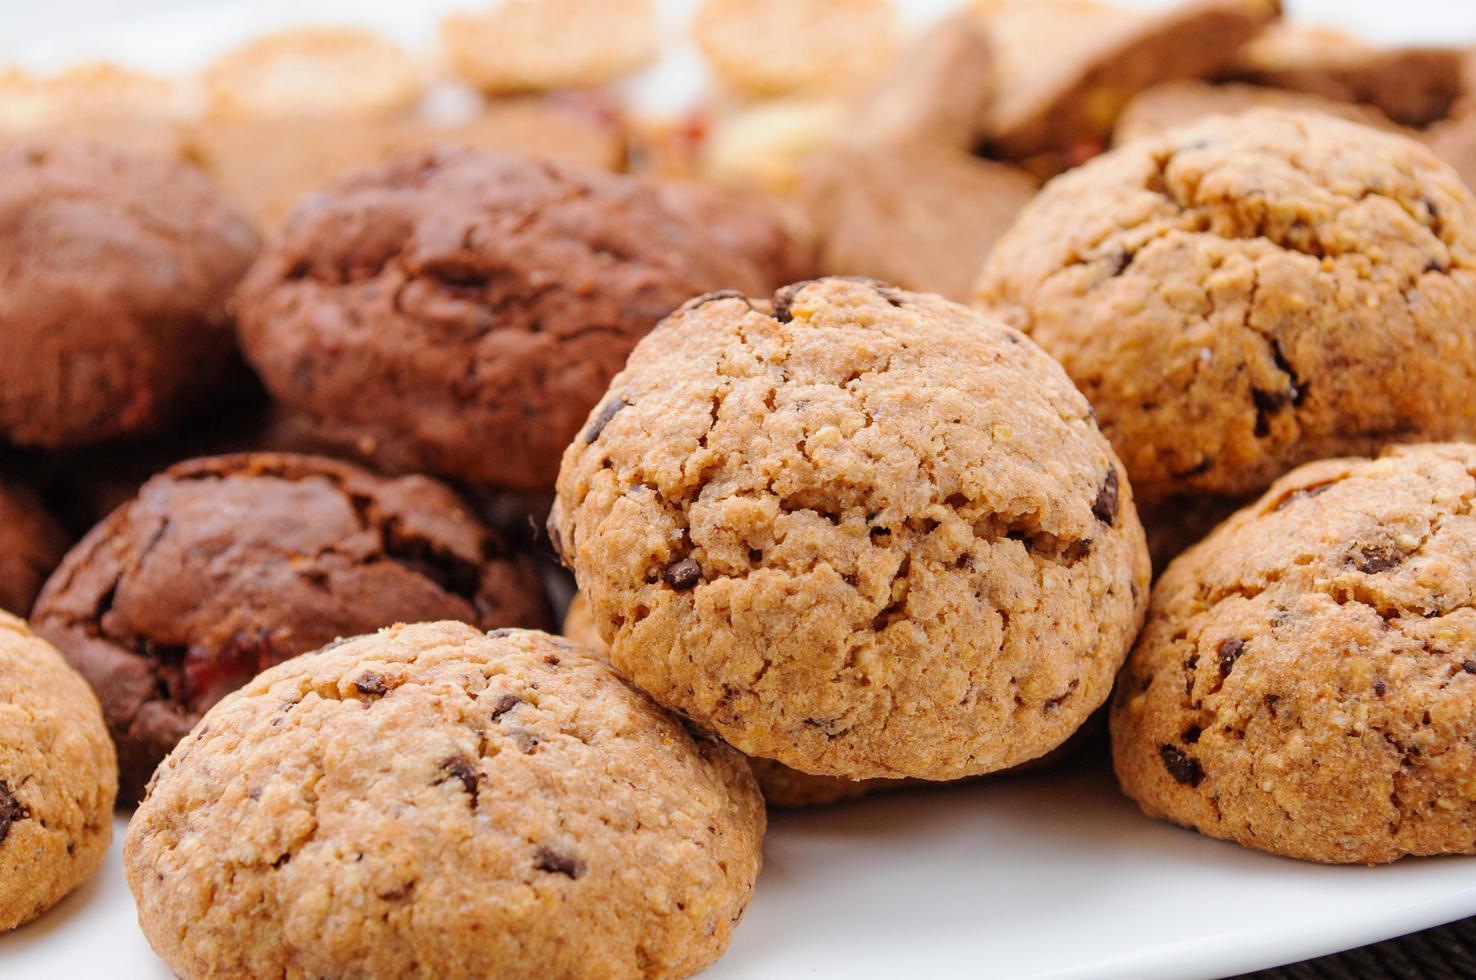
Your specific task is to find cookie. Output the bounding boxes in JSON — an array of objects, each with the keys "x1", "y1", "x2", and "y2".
[
  {"x1": 700, "y1": 98, "x2": 849, "y2": 195},
  {"x1": 0, "y1": 139, "x2": 259, "y2": 449},
  {"x1": 203, "y1": 27, "x2": 423, "y2": 121},
  {"x1": 1227, "y1": 24, "x2": 1464, "y2": 128},
  {"x1": 0, "y1": 64, "x2": 188, "y2": 150},
  {"x1": 442, "y1": 0, "x2": 659, "y2": 94},
  {"x1": 693, "y1": 0, "x2": 898, "y2": 98},
  {"x1": 0, "y1": 611, "x2": 116, "y2": 931},
  {"x1": 235, "y1": 147, "x2": 800, "y2": 492},
  {"x1": 186, "y1": 95, "x2": 627, "y2": 230},
  {"x1": 849, "y1": 9, "x2": 996, "y2": 151},
  {"x1": 1425, "y1": 110, "x2": 1476, "y2": 199},
  {"x1": 801, "y1": 143, "x2": 1037, "y2": 301},
  {"x1": 974, "y1": 0, "x2": 1280, "y2": 176},
  {"x1": 1114, "y1": 79, "x2": 1401, "y2": 146},
  {"x1": 125, "y1": 621, "x2": 764, "y2": 978},
  {"x1": 974, "y1": 109, "x2": 1476, "y2": 505},
  {"x1": 32, "y1": 452, "x2": 550, "y2": 803},
  {"x1": 0, "y1": 479, "x2": 68, "y2": 616},
  {"x1": 1112, "y1": 443, "x2": 1476, "y2": 865},
  {"x1": 551, "y1": 277, "x2": 1150, "y2": 780},
  {"x1": 563, "y1": 591, "x2": 890, "y2": 806}
]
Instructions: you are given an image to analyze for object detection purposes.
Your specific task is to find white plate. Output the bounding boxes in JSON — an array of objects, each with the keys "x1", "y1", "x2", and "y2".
[{"x1": 4, "y1": 1, "x2": 1476, "y2": 977}]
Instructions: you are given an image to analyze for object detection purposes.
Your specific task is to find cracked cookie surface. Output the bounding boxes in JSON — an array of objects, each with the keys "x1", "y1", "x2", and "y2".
[
  {"x1": 975, "y1": 109, "x2": 1476, "y2": 504},
  {"x1": 0, "y1": 139, "x2": 259, "y2": 448},
  {"x1": 124, "y1": 621, "x2": 764, "y2": 979},
  {"x1": 235, "y1": 147, "x2": 803, "y2": 492},
  {"x1": 0, "y1": 611, "x2": 116, "y2": 931},
  {"x1": 551, "y1": 277, "x2": 1150, "y2": 780},
  {"x1": 1112, "y1": 443, "x2": 1476, "y2": 864},
  {"x1": 32, "y1": 452, "x2": 549, "y2": 802}
]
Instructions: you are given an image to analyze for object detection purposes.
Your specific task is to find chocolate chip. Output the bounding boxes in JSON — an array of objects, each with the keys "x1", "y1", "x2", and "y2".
[
  {"x1": 1374, "y1": 679, "x2": 1387, "y2": 697},
  {"x1": 1108, "y1": 249, "x2": 1135, "y2": 276},
  {"x1": 662, "y1": 558, "x2": 702, "y2": 590},
  {"x1": 1159, "y1": 744, "x2": 1204, "y2": 787},
  {"x1": 353, "y1": 672, "x2": 387, "y2": 698},
  {"x1": 1182, "y1": 725, "x2": 1202, "y2": 744},
  {"x1": 1353, "y1": 543, "x2": 1402, "y2": 574},
  {"x1": 1063, "y1": 538, "x2": 1092, "y2": 562},
  {"x1": 1463, "y1": 660, "x2": 1476, "y2": 675},
  {"x1": 489, "y1": 693, "x2": 522, "y2": 721},
  {"x1": 1092, "y1": 468, "x2": 1119, "y2": 525},
  {"x1": 440, "y1": 756, "x2": 478, "y2": 805},
  {"x1": 1216, "y1": 638, "x2": 1245, "y2": 678},
  {"x1": 1424, "y1": 259, "x2": 1448, "y2": 274},
  {"x1": 583, "y1": 397, "x2": 628, "y2": 443},
  {"x1": 0, "y1": 780, "x2": 28, "y2": 846},
  {"x1": 681, "y1": 289, "x2": 751, "y2": 313},
  {"x1": 534, "y1": 845, "x2": 586, "y2": 879}
]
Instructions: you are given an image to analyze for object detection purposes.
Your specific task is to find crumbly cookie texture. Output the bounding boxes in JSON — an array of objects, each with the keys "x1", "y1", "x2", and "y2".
[
  {"x1": 1113, "y1": 444, "x2": 1476, "y2": 865},
  {"x1": 973, "y1": 0, "x2": 1279, "y2": 175},
  {"x1": 1114, "y1": 80, "x2": 1402, "y2": 146},
  {"x1": 0, "y1": 139, "x2": 259, "y2": 448},
  {"x1": 203, "y1": 27, "x2": 423, "y2": 121},
  {"x1": 694, "y1": 0, "x2": 898, "y2": 98},
  {"x1": 33, "y1": 452, "x2": 549, "y2": 803},
  {"x1": 235, "y1": 148, "x2": 800, "y2": 492},
  {"x1": 552, "y1": 277, "x2": 1150, "y2": 780},
  {"x1": 442, "y1": 0, "x2": 659, "y2": 94},
  {"x1": 975, "y1": 109, "x2": 1476, "y2": 504},
  {"x1": 563, "y1": 591, "x2": 890, "y2": 806},
  {"x1": 0, "y1": 611, "x2": 116, "y2": 931},
  {"x1": 125, "y1": 622, "x2": 764, "y2": 979},
  {"x1": 0, "y1": 480, "x2": 68, "y2": 616}
]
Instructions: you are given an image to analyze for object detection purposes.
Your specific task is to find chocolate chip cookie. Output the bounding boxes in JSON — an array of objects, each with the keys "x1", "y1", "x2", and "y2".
[
  {"x1": 551, "y1": 278, "x2": 1150, "y2": 780},
  {"x1": 1113, "y1": 443, "x2": 1476, "y2": 864},
  {"x1": 125, "y1": 622, "x2": 764, "y2": 978},
  {"x1": 235, "y1": 148, "x2": 801, "y2": 492},
  {"x1": 32, "y1": 453, "x2": 550, "y2": 803},
  {"x1": 0, "y1": 139, "x2": 259, "y2": 448},
  {"x1": 0, "y1": 479, "x2": 68, "y2": 616},
  {"x1": 0, "y1": 611, "x2": 116, "y2": 931},
  {"x1": 975, "y1": 109, "x2": 1476, "y2": 505}
]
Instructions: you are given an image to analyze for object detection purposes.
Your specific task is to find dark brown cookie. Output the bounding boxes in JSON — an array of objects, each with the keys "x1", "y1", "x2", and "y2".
[
  {"x1": 31, "y1": 452, "x2": 550, "y2": 802},
  {"x1": 235, "y1": 148, "x2": 802, "y2": 493},
  {"x1": 0, "y1": 479, "x2": 68, "y2": 615},
  {"x1": 0, "y1": 139, "x2": 259, "y2": 449}
]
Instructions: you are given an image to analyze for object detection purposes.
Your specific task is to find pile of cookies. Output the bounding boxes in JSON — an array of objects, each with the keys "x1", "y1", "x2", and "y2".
[{"x1": 2, "y1": 0, "x2": 1476, "y2": 976}]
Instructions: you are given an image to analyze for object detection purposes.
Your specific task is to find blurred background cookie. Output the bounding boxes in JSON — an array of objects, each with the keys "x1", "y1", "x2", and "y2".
[
  {"x1": 1113, "y1": 78, "x2": 1404, "y2": 145},
  {"x1": 0, "y1": 478, "x2": 69, "y2": 615},
  {"x1": 31, "y1": 452, "x2": 550, "y2": 802},
  {"x1": 0, "y1": 139, "x2": 258, "y2": 449},
  {"x1": 0, "y1": 611, "x2": 116, "y2": 931}
]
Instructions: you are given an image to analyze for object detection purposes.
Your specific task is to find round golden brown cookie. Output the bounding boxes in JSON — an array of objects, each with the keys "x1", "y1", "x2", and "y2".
[
  {"x1": 234, "y1": 147, "x2": 800, "y2": 492},
  {"x1": 0, "y1": 479, "x2": 68, "y2": 616},
  {"x1": 125, "y1": 622, "x2": 764, "y2": 978},
  {"x1": 32, "y1": 452, "x2": 550, "y2": 803},
  {"x1": 563, "y1": 591, "x2": 887, "y2": 807},
  {"x1": 1113, "y1": 80, "x2": 1403, "y2": 147},
  {"x1": 0, "y1": 611, "x2": 116, "y2": 931},
  {"x1": 0, "y1": 139, "x2": 259, "y2": 449},
  {"x1": 1112, "y1": 443, "x2": 1476, "y2": 865},
  {"x1": 975, "y1": 109, "x2": 1476, "y2": 505},
  {"x1": 551, "y1": 277, "x2": 1150, "y2": 780}
]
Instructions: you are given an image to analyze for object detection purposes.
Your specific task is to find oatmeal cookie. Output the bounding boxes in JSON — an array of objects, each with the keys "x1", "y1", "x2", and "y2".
[
  {"x1": 551, "y1": 278, "x2": 1150, "y2": 780},
  {"x1": 442, "y1": 0, "x2": 659, "y2": 94},
  {"x1": 0, "y1": 139, "x2": 258, "y2": 449},
  {"x1": 0, "y1": 611, "x2": 116, "y2": 931},
  {"x1": 1113, "y1": 443, "x2": 1476, "y2": 864},
  {"x1": 32, "y1": 453, "x2": 549, "y2": 803},
  {"x1": 975, "y1": 109, "x2": 1476, "y2": 504},
  {"x1": 125, "y1": 622, "x2": 764, "y2": 978},
  {"x1": 235, "y1": 148, "x2": 800, "y2": 491}
]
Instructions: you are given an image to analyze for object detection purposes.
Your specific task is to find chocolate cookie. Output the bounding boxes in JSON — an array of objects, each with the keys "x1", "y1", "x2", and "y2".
[
  {"x1": 0, "y1": 139, "x2": 259, "y2": 448},
  {"x1": 0, "y1": 611, "x2": 116, "y2": 931},
  {"x1": 1113, "y1": 444, "x2": 1476, "y2": 864},
  {"x1": 551, "y1": 278, "x2": 1150, "y2": 780},
  {"x1": 126, "y1": 622, "x2": 764, "y2": 978},
  {"x1": 235, "y1": 148, "x2": 800, "y2": 492},
  {"x1": 0, "y1": 479, "x2": 68, "y2": 616},
  {"x1": 975, "y1": 109, "x2": 1476, "y2": 504},
  {"x1": 975, "y1": 0, "x2": 1280, "y2": 175},
  {"x1": 32, "y1": 453, "x2": 550, "y2": 802}
]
